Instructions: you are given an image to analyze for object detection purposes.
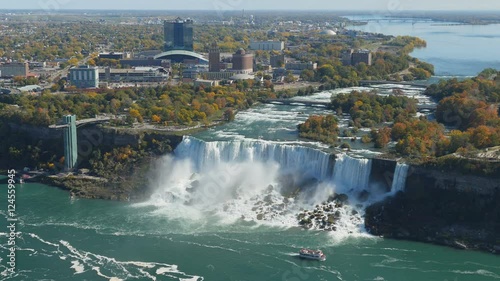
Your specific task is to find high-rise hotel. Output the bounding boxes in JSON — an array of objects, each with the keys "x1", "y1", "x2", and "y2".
[{"x1": 164, "y1": 17, "x2": 194, "y2": 51}]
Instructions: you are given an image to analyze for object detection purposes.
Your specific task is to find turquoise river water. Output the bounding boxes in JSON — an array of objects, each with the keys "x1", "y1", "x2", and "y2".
[{"x1": 1, "y1": 14, "x2": 500, "y2": 281}]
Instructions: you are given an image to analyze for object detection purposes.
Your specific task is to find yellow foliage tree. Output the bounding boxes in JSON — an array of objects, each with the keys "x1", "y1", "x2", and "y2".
[
  {"x1": 68, "y1": 57, "x2": 79, "y2": 66},
  {"x1": 152, "y1": 114, "x2": 161, "y2": 123}
]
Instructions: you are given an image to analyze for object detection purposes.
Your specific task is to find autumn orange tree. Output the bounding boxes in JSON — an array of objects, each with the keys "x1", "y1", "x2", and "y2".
[
  {"x1": 430, "y1": 70, "x2": 500, "y2": 153},
  {"x1": 391, "y1": 118, "x2": 448, "y2": 157},
  {"x1": 298, "y1": 115, "x2": 339, "y2": 144}
]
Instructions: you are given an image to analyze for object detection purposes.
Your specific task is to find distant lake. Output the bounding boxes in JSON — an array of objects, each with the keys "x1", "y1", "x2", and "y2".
[{"x1": 346, "y1": 15, "x2": 500, "y2": 77}]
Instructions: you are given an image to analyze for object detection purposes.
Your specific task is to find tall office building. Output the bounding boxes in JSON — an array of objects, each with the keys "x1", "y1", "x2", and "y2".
[
  {"x1": 63, "y1": 115, "x2": 78, "y2": 171},
  {"x1": 208, "y1": 42, "x2": 221, "y2": 72},
  {"x1": 164, "y1": 18, "x2": 194, "y2": 51}
]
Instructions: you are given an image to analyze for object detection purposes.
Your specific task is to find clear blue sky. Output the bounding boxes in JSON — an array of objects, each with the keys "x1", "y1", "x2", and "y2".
[{"x1": 4, "y1": 0, "x2": 500, "y2": 11}]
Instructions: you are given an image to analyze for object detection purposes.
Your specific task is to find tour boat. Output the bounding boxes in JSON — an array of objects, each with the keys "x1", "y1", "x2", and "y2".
[{"x1": 299, "y1": 248, "x2": 326, "y2": 261}]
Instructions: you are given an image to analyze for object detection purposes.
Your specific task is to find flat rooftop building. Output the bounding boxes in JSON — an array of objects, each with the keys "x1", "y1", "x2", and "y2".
[
  {"x1": 99, "y1": 67, "x2": 169, "y2": 83},
  {"x1": 99, "y1": 52, "x2": 131, "y2": 60},
  {"x1": 69, "y1": 65, "x2": 99, "y2": 88},
  {"x1": 0, "y1": 62, "x2": 29, "y2": 78},
  {"x1": 250, "y1": 41, "x2": 285, "y2": 51}
]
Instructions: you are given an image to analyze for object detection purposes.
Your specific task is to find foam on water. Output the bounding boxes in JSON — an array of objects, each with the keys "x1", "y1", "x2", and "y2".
[
  {"x1": 237, "y1": 104, "x2": 307, "y2": 124},
  {"x1": 70, "y1": 260, "x2": 85, "y2": 274},
  {"x1": 146, "y1": 137, "x2": 336, "y2": 228},
  {"x1": 144, "y1": 137, "x2": 398, "y2": 242},
  {"x1": 22, "y1": 233, "x2": 203, "y2": 281}
]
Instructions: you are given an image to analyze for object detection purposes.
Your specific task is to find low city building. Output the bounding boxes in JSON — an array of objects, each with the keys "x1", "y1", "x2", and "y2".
[
  {"x1": 99, "y1": 67, "x2": 169, "y2": 83},
  {"x1": 249, "y1": 41, "x2": 285, "y2": 51},
  {"x1": 28, "y1": 61, "x2": 46, "y2": 69},
  {"x1": 285, "y1": 61, "x2": 317, "y2": 71},
  {"x1": 0, "y1": 62, "x2": 29, "y2": 78},
  {"x1": 18, "y1": 85, "x2": 42, "y2": 93},
  {"x1": 229, "y1": 73, "x2": 255, "y2": 80},
  {"x1": 270, "y1": 54, "x2": 286, "y2": 68},
  {"x1": 99, "y1": 52, "x2": 131, "y2": 60},
  {"x1": 120, "y1": 59, "x2": 171, "y2": 68},
  {"x1": 202, "y1": 72, "x2": 234, "y2": 80},
  {"x1": 194, "y1": 79, "x2": 220, "y2": 87}
]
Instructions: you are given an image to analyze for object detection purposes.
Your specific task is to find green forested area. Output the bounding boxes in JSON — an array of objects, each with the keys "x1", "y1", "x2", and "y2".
[
  {"x1": 0, "y1": 84, "x2": 279, "y2": 127},
  {"x1": 298, "y1": 115, "x2": 339, "y2": 144},
  {"x1": 298, "y1": 69, "x2": 500, "y2": 159},
  {"x1": 331, "y1": 91, "x2": 417, "y2": 128}
]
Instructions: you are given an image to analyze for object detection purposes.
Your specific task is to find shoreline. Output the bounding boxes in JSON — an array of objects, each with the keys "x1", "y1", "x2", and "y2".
[{"x1": 6, "y1": 127, "x2": 500, "y2": 256}]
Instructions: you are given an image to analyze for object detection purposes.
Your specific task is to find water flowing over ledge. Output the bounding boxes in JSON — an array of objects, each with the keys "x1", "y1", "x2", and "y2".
[
  {"x1": 174, "y1": 136, "x2": 335, "y2": 181},
  {"x1": 391, "y1": 163, "x2": 409, "y2": 193},
  {"x1": 144, "y1": 136, "x2": 409, "y2": 238}
]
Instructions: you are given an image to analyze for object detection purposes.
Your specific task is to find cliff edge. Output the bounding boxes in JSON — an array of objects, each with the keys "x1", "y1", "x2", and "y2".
[{"x1": 365, "y1": 164, "x2": 500, "y2": 254}]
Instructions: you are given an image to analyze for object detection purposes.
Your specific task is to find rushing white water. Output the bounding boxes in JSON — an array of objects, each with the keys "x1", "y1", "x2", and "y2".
[
  {"x1": 333, "y1": 154, "x2": 372, "y2": 194},
  {"x1": 147, "y1": 136, "x2": 384, "y2": 239},
  {"x1": 391, "y1": 163, "x2": 409, "y2": 193},
  {"x1": 175, "y1": 136, "x2": 334, "y2": 181}
]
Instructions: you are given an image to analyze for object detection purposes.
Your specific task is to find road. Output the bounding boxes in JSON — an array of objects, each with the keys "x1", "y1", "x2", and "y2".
[
  {"x1": 46, "y1": 55, "x2": 93, "y2": 89},
  {"x1": 49, "y1": 115, "x2": 113, "y2": 129}
]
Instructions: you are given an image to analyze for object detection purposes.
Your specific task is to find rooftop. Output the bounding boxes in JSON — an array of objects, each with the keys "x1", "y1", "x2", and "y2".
[{"x1": 230, "y1": 73, "x2": 255, "y2": 80}]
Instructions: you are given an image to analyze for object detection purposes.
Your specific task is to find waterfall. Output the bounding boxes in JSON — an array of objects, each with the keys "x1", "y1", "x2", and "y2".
[
  {"x1": 175, "y1": 136, "x2": 334, "y2": 181},
  {"x1": 146, "y1": 136, "x2": 378, "y2": 234},
  {"x1": 391, "y1": 163, "x2": 409, "y2": 193},
  {"x1": 332, "y1": 154, "x2": 372, "y2": 193}
]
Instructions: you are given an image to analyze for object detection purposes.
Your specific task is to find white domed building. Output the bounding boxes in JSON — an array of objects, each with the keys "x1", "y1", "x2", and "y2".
[{"x1": 320, "y1": 29, "x2": 337, "y2": 36}]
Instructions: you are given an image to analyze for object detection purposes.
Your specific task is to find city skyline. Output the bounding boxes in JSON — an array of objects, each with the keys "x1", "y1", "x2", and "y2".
[{"x1": 3, "y1": 0, "x2": 500, "y2": 11}]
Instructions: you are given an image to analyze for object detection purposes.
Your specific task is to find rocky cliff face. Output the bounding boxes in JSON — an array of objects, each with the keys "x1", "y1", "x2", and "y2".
[
  {"x1": 7, "y1": 123, "x2": 184, "y2": 152},
  {"x1": 370, "y1": 158, "x2": 397, "y2": 192},
  {"x1": 5, "y1": 123, "x2": 184, "y2": 200},
  {"x1": 76, "y1": 125, "x2": 184, "y2": 151},
  {"x1": 8, "y1": 123, "x2": 62, "y2": 140},
  {"x1": 365, "y1": 164, "x2": 500, "y2": 254}
]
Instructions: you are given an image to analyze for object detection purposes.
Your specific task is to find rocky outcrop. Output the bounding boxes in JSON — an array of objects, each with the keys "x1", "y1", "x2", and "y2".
[
  {"x1": 365, "y1": 165, "x2": 500, "y2": 254},
  {"x1": 39, "y1": 155, "x2": 163, "y2": 201},
  {"x1": 297, "y1": 193, "x2": 353, "y2": 231}
]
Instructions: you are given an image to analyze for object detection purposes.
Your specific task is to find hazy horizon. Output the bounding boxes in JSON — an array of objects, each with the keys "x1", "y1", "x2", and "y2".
[{"x1": 2, "y1": 0, "x2": 500, "y2": 11}]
